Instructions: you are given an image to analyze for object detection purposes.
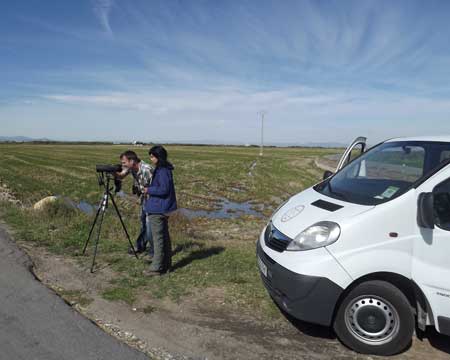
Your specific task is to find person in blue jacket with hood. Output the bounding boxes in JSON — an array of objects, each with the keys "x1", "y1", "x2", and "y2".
[{"x1": 143, "y1": 145, "x2": 177, "y2": 275}]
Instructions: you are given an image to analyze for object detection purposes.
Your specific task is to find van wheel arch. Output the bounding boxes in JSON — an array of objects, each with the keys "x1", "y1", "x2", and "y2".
[{"x1": 332, "y1": 272, "x2": 430, "y2": 325}]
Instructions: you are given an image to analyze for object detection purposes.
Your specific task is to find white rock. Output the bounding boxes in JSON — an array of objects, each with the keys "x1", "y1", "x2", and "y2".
[{"x1": 33, "y1": 196, "x2": 58, "y2": 210}]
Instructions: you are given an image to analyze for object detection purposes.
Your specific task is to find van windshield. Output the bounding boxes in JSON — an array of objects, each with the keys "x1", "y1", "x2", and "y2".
[{"x1": 315, "y1": 141, "x2": 450, "y2": 206}]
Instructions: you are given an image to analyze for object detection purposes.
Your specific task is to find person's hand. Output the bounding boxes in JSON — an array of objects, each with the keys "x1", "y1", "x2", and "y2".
[
  {"x1": 116, "y1": 168, "x2": 128, "y2": 179},
  {"x1": 143, "y1": 187, "x2": 149, "y2": 195}
]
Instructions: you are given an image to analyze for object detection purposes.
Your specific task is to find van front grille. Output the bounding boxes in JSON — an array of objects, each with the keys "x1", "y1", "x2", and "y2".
[{"x1": 264, "y1": 222, "x2": 292, "y2": 252}]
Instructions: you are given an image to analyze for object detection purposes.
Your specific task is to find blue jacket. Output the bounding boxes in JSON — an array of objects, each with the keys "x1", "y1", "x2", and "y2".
[{"x1": 144, "y1": 166, "x2": 177, "y2": 214}]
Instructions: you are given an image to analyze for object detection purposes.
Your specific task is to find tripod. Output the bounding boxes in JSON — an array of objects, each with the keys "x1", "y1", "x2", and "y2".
[{"x1": 82, "y1": 172, "x2": 138, "y2": 273}]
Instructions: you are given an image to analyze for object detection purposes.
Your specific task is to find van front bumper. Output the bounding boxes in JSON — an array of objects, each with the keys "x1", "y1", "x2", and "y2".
[{"x1": 257, "y1": 241, "x2": 343, "y2": 326}]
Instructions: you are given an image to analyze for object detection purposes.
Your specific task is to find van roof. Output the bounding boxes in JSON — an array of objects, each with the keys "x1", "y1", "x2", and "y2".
[{"x1": 386, "y1": 136, "x2": 450, "y2": 143}]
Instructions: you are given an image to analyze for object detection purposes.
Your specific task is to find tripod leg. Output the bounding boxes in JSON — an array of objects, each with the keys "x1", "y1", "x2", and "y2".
[
  {"x1": 110, "y1": 193, "x2": 139, "y2": 259},
  {"x1": 90, "y1": 208, "x2": 106, "y2": 273},
  {"x1": 82, "y1": 203, "x2": 102, "y2": 255}
]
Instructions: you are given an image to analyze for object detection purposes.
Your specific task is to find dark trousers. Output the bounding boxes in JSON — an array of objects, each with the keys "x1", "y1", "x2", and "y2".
[
  {"x1": 136, "y1": 207, "x2": 154, "y2": 255},
  {"x1": 148, "y1": 214, "x2": 172, "y2": 273}
]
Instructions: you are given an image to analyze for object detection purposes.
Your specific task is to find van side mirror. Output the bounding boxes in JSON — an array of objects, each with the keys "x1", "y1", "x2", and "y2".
[
  {"x1": 323, "y1": 170, "x2": 334, "y2": 180},
  {"x1": 417, "y1": 192, "x2": 435, "y2": 229}
]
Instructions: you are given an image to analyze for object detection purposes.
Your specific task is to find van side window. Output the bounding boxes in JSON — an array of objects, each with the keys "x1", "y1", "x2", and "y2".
[
  {"x1": 440, "y1": 150, "x2": 450, "y2": 163},
  {"x1": 349, "y1": 143, "x2": 364, "y2": 162},
  {"x1": 433, "y1": 178, "x2": 450, "y2": 231}
]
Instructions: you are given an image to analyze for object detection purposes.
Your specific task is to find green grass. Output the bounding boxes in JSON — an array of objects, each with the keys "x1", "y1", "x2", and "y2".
[
  {"x1": 0, "y1": 143, "x2": 339, "y2": 318},
  {"x1": 102, "y1": 287, "x2": 136, "y2": 305}
]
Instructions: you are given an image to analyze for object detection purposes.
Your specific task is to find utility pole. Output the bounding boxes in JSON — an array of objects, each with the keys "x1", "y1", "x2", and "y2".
[{"x1": 258, "y1": 110, "x2": 266, "y2": 156}]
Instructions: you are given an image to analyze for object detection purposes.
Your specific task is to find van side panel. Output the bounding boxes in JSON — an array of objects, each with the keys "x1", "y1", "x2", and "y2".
[{"x1": 326, "y1": 190, "x2": 416, "y2": 286}]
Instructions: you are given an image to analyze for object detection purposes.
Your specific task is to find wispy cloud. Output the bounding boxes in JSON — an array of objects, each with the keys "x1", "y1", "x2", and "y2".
[
  {"x1": 42, "y1": 85, "x2": 348, "y2": 113},
  {"x1": 92, "y1": 0, "x2": 114, "y2": 36}
]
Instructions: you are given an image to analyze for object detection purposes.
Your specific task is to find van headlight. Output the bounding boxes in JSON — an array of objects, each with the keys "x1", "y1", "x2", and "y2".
[{"x1": 286, "y1": 221, "x2": 340, "y2": 251}]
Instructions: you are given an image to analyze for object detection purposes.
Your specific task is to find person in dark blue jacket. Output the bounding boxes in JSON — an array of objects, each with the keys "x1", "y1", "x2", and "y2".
[{"x1": 143, "y1": 145, "x2": 177, "y2": 275}]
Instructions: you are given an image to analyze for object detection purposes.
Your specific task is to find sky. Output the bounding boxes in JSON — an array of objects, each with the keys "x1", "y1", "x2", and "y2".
[{"x1": 2, "y1": 0, "x2": 450, "y2": 145}]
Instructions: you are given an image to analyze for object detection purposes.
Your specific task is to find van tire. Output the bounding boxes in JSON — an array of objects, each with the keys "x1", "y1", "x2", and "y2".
[{"x1": 334, "y1": 280, "x2": 414, "y2": 355}]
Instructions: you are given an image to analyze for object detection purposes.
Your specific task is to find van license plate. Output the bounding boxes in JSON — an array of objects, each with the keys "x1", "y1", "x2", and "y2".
[{"x1": 258, "y1": 256, "x2": 268, "y2": 277}]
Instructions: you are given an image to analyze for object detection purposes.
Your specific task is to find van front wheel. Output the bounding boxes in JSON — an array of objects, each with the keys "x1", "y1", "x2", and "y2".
[{"x1": 334, "y1": 280, "x2": 414, "y2": 355}]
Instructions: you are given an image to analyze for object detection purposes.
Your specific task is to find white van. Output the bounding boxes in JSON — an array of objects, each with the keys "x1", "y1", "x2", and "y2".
[{"x1": 257, "y1": 136, "x2": 450, "y2": 355}]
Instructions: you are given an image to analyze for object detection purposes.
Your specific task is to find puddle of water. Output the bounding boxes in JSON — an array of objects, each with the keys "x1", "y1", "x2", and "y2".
[
  {"x1": 248, "y1": 160, "x2": 257, "y2": 177},
  {"x1": 55, "y1": 191, "x2": 140, "y2": 216},
  {"x1": 55, "y1": 195, "x2": 95, "y2": 216},
  {"x1": 53, "y1": 193, "x2": 263, "y2": 220},
  {"x1": 179, "y1": 197, "x2": 264, "y2": 220},
  {"x1": 77, "y1": 201, "x2": 95, "y2": 215},
  {"x1": 231, "y1": 187, "x2": 245, "y2": 193},
  {"x1": 116, "y1": 191, "x2": 127, "y2": 198}
]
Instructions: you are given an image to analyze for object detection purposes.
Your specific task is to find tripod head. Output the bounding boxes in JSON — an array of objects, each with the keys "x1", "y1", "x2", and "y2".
[{"x1": 95, "y1": 165, "x2": 122, "y2": 193}]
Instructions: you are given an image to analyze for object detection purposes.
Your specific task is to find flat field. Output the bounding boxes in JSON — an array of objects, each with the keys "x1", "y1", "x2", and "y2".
[{"x1": 0, "y1": 144, "x2": 338, "y2": 317}]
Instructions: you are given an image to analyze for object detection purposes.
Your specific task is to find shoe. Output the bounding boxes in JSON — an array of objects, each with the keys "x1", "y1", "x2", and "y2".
[
  {"x1": 128, "y1": 247, "x2": 145, "y2": 255},
  {"x1": 143, "y1": 253, "x2": 153, "y2": 261},
  {"x1": 143, "y1": 269, "x2": 162, "y2": 276}
]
